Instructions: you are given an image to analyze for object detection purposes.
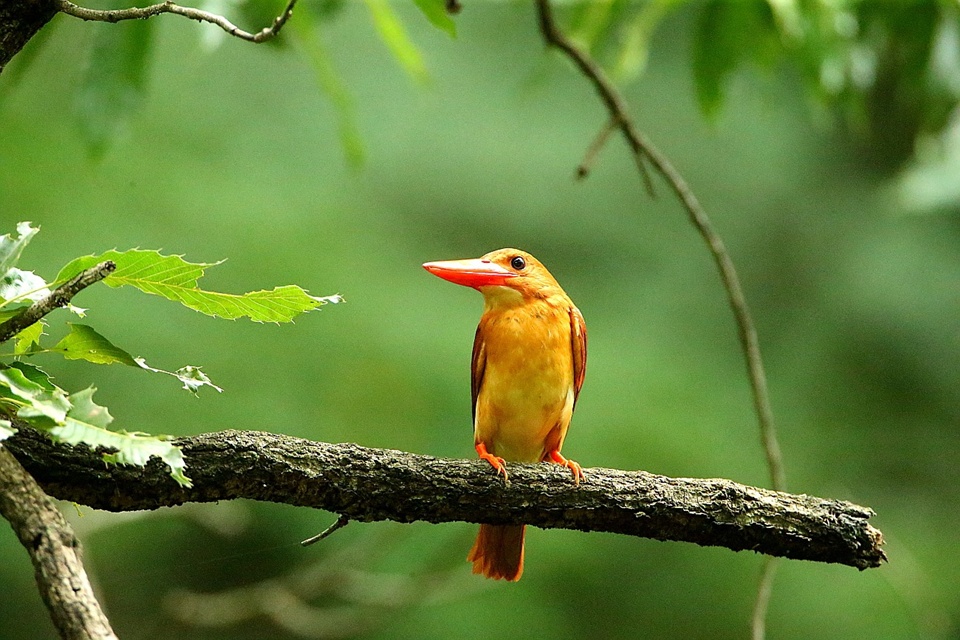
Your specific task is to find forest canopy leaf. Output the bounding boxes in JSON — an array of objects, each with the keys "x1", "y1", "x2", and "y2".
[
  {"x1": 364, "y1": 0, "x2": 429, "y2": 84},
  {"x1": 56, "y1": 250, "x2": 342, "y2": 322},
  {"x1": 0, "y1": 366, "x2": 71, "y2": 426},
  {"x1": 412, "y1": 0, "x2": 456, "y2": 38}
]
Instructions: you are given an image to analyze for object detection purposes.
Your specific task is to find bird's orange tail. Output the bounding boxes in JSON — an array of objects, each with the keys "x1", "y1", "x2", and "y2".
[{"x1": 467, "y1": 524, "x2": 525, "y2": 581}]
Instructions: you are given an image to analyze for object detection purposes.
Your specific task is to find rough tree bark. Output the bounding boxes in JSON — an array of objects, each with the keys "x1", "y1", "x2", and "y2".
[
  {"x1": 0, "y1": 445, "x2": 118, "y2": 640},
  {"x1": 0, "y1": 0, "x2": 57, "y2": 72},
  {"x1": 5, "y1": 426, "x2": 887, "y2": 570}
]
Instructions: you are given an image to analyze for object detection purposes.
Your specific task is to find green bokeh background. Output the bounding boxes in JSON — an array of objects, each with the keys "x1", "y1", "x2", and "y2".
[{"x1": 1, "y1": 3, "x2": 957, "y2": 639}]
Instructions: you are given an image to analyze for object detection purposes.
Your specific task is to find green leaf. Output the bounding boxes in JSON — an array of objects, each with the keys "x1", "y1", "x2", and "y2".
[
  {"x1": 57, "y1": 249, "x2": 342, "y2": 323},
  {"x1": 0, "y1": 366, "x2": 71, "y2": 426},
  {"x1": 412, "y1": 0, "x2": 456, "y2": 38},
  {"x1": 8, "y1": 362, "x2": 58, "y2": 391},
  {"x1": 291, "y1": 11, "x2": 365, "y2": 168},
  {"x1": 364, "y1": 0, "x2": 429, "y2": 84},
  {"x1": 0, "y1": 418, "x2": 14, "y2": 441},
  {"x1": 14, "y1": 320, "x2": 45, "y2": 355},
  {"x1": 74, "y1": 16, "x2": 154, "y2": 156},
  {"x1": 51, "y1": 323, "x2": 139, "y2": 366},
  {"x1": 0, "y1": 222, "x2": 39, "y2": 276},
  {"x1": 52, "y1": 387, "x2": 192, "y2": 487},
  {"x1": 692, "y1": 1, "x2": 777, "y2": 117}
]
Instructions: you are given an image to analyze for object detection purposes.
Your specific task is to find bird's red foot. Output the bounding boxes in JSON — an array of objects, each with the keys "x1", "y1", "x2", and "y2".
[
  {"x1": 476, "y1": 442, "x2": 509, "y2": 485},
  {"x1": 547, "y1": 450, "x2": 584, "y2": 485}
]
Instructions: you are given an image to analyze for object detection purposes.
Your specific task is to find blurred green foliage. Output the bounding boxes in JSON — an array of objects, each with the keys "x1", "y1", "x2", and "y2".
[{"x1": 0, "y1": 1, "x2": 958, "y2": 640}]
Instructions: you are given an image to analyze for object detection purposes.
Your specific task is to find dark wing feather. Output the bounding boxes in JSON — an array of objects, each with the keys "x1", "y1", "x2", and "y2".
[
  {"x1": 569, "y1": 306, "x2": 587, "y2": 406},
  {"x1": 470, "y1": 319, "x2": 487, "y2": 424}
]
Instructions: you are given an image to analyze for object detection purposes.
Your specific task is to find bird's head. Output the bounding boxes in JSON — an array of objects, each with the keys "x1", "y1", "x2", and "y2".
[{"x1": 423, "y1": 248, "x2": 564, "y2": 307}]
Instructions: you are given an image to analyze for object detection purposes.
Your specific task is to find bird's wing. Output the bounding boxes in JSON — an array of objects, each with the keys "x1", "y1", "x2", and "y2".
[
  {"x1": 569, "y1": 306, "x2": 587, "y2": 406},
  {"x1": 471, "y1": 320, "x2": 487, "y2": 424}
]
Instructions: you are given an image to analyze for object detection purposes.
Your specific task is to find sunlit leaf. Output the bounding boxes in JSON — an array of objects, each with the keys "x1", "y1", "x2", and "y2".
[
  {"x1": 412, "y1": 0, "x2": 456, "y2": 38},
  {"x1": 52, "y1": 387, "x2": 192, "y2": 487},
  {"x1": 0, "y1": 222, "x2": 38, "y2": 276},
  {"x1": 57, "y1": 249, "x2": 341, "y2": 322},
  {"x1": 0, "y1": 366, "x2": 71, "y2": 426},
  {"x1": 0, "y1": 268, "x2": 50, "y2": 305},
  {"x1": 613, "y1": 0, "x2": 680, "y2": 82},
  {"x1": 7, "y1": 362, "x2": 58, "y2": 391},
  {"x1": 51, "y1": 323, "x2": 139, "y2": 366},
  {"x1": 74, "y1": 16, "x2": 154, "y2": 156},
  {"x1": 364, "y1": 0, "x2": 429, "y2": 84},
  {"x1": 0, "y1": 418, "x2": 14, "y2": 441},
  {"x1": 13, "y1": 320, "x2": 45, "y2": 355}
]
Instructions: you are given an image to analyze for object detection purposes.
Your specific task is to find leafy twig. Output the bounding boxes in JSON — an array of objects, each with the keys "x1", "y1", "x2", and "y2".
[
  {"x1": 6, "y1": 427, "x2": 886, "y2": 570},
  {"x1": 0, "y1": 260, "x2": 115, "y2": 345},
  {"x1": 54, "y1": 0, "x2": 298, "y2": 44},
  {"x1": 0, "y1": 445, "x2": 118, "y2": 639}
]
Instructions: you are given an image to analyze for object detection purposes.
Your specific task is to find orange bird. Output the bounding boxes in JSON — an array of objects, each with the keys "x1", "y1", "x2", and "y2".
[{"x1": 423, "y1": 248, "x2": 587, "y2": 581}]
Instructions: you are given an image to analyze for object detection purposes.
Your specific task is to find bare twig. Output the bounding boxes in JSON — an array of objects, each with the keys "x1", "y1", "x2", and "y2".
[
  {"x1": 576, "y1": 116, "x2": 617, "y2": 180},
  {"x1": 751, "y1": 556, "x2": 779, "y2": 640},
  {"x1": 301, "y1": 514, "x2": 350, "y2": 547},
  {"x1": 0, "y1": 260, "x2": 115, "y2": 345},
  {"x1": 54, "y1": 0, "x2": 298, "y2": 44},
  {"x1": 5, "y1": 427, "x2": 886, "y2": 570},
  {"x1": 0, "y1": 445, "x2": 118, "y2": 639}
]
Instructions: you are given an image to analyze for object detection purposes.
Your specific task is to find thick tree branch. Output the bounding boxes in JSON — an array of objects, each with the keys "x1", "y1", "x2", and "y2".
[
  {"x1": 0, "y1": 445, "x2": 117, "y2": 640},
  {"x1": 0, "y1": 0, "x2": 56, "y2": 73},
  {"x1": 5, "y1": 427, "x2": 886, "y2": 570},
  {"x1": 0, "y1": 260, "x2": 115, "y2": 345},
  {"x1": 54, "y1": 0, "x2": 298, "y2": 44}
]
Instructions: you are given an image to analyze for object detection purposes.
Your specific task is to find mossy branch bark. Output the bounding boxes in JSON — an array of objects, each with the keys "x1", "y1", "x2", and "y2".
[{"x1": 5, "y1": 426, "x2": 886, "y2": 570}]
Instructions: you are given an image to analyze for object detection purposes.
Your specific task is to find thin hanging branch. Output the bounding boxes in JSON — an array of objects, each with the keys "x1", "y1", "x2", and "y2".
[
  {"x1": 5, "y1": 427, "x2": 886, "y2": 570},
  {"x1": 54, "y1": 0, "x2": 298, "y2": 44},
  {"x1": 533, "y1": 0, "x2": 785, "y2": 493}
]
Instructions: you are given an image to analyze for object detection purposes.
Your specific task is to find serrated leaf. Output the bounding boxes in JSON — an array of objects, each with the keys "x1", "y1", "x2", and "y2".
[
  {"x1": 365, "y1": 0, "x2": 428, "y2": 84},
  {"x1": 14, "y1": 320, "x2": 45, "y2": 355},
  {"x1": 52, "y1": 387, "x2": 192, "y2": 487},
  {"x1": 74, "y1": 16, "x2": 154, "y2": 156},
  {"x1": 8, "y1": 362, "x2": 58, "y2": 392},
  {"x1": 0, "y1": 366, "x2": 71, "y2": 425},
  {"x1": 412, "y1": 0, "x2": 456, "y2": 38},
  {"x1": 57, "y1": 250, "x2": 340, "y2": 323},
  {"x1": 0, "y1": 222, "x2": 39, "y2": 276},
  {"x1": 0, "y1": 418, "x2": 14, "y2": 441},
  {"x1": 52, "y1": 323, "x2": 139, "y2": 366}
]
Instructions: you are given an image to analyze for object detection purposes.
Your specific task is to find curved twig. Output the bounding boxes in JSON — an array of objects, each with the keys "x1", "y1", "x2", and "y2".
[{"x1": 54, "y1": 0, "x2": 298, "y2": 44}]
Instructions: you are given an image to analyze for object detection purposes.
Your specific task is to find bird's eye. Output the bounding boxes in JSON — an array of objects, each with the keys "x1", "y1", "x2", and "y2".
[{"x1": 510, "y1": 256, "x2": 526, "y2": 271}]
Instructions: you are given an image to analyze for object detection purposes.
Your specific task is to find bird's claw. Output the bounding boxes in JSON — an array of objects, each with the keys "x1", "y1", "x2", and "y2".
[
  {"x1": 475, "y1": 442, "x2": 509, "y2": 485},
  {"x1": 547, "y1": 450, "x2": 584, "y2": 486}
]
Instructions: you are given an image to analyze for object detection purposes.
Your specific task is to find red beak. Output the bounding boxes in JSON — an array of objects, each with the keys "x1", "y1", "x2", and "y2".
[{"x1": 423, "y1": 258, "x2": 517, "y2": 289}]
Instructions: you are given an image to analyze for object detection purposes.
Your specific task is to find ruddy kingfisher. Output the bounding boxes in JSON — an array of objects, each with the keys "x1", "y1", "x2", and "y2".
[{"x1": 423, "y1": 248, "x2": 586, "y2": 581}]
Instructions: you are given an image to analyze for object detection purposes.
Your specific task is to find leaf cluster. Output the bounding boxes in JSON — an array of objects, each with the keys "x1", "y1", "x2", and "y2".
[{"x1": 0, "y1": 222, "x2": 340, "y2": 486}]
